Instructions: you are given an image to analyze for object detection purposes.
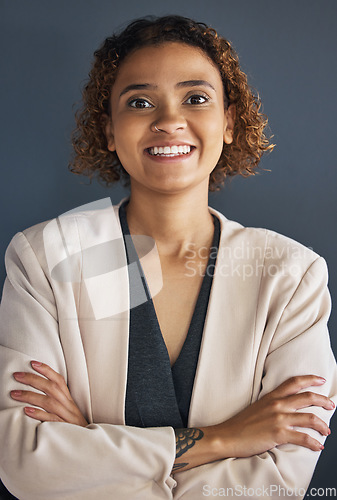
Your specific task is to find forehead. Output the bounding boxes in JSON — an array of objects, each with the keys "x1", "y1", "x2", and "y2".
[{"x1": 112, "y1": 42, "x2": 223, "y2": 89}]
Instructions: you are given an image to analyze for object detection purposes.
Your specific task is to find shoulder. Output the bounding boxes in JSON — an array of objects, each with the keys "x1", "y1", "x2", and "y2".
[
  {"x1": 209, "y1": 206, "x2": 326, "y2": 280},
  {"x1": 6, "y1": 198, "x2": 125, "y2": 272}
]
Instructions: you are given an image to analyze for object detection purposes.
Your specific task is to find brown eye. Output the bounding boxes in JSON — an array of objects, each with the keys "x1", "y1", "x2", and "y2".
[
  {"x1": 128, "y1": 99, "x2": 153, "y2": 109},
  {"x1": 185, "y1": 95, "x2": 208, "y2": 105}
]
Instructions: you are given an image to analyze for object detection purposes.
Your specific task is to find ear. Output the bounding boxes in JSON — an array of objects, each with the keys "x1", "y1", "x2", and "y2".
[
  {"x1": 223, "y1": 104, "x2": 236, "y2": 145},
  {"x1": 103, "y1": 113, "x2": 116, "y2": 152}
]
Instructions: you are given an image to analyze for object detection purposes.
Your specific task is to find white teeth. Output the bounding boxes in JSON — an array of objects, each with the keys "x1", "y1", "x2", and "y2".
[{"x1": 148, "y1": 145, "x2": 191, "y2": 156}]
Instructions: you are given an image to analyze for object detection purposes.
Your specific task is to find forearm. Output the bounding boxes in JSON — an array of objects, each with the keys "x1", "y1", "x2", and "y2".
[
  {"x1": 171, "y1": 447, "x2": 322, "y2": 500},
  {"x1": 172, "y1": 418, "x2": 332, "y2": 499},
  {"x1": 172, "y1": 375, "x2": 335, "y2": 475},
  {"x1": 173, "y1": 425, "x2": 226, "y2": 473},
  {"x1": 0, "y1": 411, "x2": 176, "y2": 500}
]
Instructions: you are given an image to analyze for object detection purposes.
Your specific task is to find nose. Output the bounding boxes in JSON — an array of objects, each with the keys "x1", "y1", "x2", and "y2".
[{"x1": 151, "y1": 105, "x2": 187, "y2": 134}]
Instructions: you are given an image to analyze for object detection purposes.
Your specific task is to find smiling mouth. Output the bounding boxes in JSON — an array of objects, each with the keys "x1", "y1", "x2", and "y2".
[{"x1": 146, "y1": 145, "x2": 193, "y2": 157}]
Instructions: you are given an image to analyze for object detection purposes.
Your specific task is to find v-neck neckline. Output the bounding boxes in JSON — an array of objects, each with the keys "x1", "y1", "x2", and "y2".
[{"x1": 119, "y1": 199, "x2": 220, "y2": 365}]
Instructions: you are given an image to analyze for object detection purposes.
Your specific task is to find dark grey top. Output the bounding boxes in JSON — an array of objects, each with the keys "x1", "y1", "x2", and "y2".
[{"x1": 119, "y1": 200, "x2": 221, "y2": 429}]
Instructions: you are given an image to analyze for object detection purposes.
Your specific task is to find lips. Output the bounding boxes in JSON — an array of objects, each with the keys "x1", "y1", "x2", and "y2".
[{"x1": 146, "y1": 145, "x2": 193, "y2": 156}]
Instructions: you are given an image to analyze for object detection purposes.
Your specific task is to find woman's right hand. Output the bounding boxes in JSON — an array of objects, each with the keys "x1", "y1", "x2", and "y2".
[
  {"x1": 212, "y1": 375, "x2": 334, "y2": 459},
  {"x1": 173, "y1": 375, "x2": 335, "y2": 473}
]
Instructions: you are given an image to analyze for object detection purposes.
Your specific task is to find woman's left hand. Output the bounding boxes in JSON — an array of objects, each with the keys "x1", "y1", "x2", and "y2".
[{"x1": 10, "y1": 361, "x2": 88, "y2": 427}]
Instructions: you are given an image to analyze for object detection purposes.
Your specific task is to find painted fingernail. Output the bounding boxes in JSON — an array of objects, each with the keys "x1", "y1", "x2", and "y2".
[
  {"x1": 329, "y1": 400, "x2": 335, "y2": 409},
  {"x1": 31, "y1": 361, "x2": 42, "y2": 367},
  {"x1": 319, "y1": 444, "x2": 324, "y2": 450},
  {"x1": 318, "y1": 377, "x2": 326, "y2": 383},
  {"x1": 13, "y1": 372, "x2": 25, "y2": 379},
  {"x1": 24, "y1": 407, "x2": 35, "y2": 414},
  {"x1": 11, "y1": 390, "x2": 22, "y2": 397}
]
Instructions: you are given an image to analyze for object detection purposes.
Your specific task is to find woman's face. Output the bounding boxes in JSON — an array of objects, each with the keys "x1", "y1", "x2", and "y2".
[{"x1": 105, "y1": 42, "x2": 235, "y2": 195}]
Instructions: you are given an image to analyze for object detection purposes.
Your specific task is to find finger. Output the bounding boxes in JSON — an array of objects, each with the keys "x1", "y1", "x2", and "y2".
[
  {"x1": 286, "y1": 392, "x2": 335, "y2": 411},
  {"x1": 24, "y1": 407, "x2": 64, "y2": 423},
  {"x1": 271, "y1": 375, "x2": 326, "y2": 398},
  {"x1": 30, "y1": 361, "x2": 71, "y2": 399},
  {"x1": 13, "y1": 371, "x2": 70, "y2": 407},
  {"x1": 285, "y1": 429, "x2": 325, "y2": 452},
  {"x1": 288, "y1": 412, "x2": 331, "y2": 437},
  {"x1": 11, "y1": 389, "x2": 75, "y2": 423}
]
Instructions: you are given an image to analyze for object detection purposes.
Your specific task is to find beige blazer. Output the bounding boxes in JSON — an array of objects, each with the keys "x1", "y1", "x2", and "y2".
[{"x1": 0, "y1": 198, "x2": 336, "y2": 500}]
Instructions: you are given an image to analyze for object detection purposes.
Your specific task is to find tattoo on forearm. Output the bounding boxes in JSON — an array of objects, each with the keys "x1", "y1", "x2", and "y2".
[
  {"x1": 172, "y1": 462, "x2": 188, "y2": 472},
  {"x1": 175, "y1": 427, "x2": 204, "y2": 459}
]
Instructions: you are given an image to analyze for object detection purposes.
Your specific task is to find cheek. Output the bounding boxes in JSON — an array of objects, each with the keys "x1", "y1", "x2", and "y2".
[
  {"x1": 113, "y1": 115, "x2": 144, "y2": 152},
  {"x1": 197, "y1": 113, "x2": 226, "y2": 170},
  {"x1": 112, "y1": 119, "x2": 144, "y2": 174},
  {"x1": 200, "y1": 108, "x2": 225, "y2": 136},
  {"x1": 202, "y1": 114, "x2": 225, "y2": 151}
]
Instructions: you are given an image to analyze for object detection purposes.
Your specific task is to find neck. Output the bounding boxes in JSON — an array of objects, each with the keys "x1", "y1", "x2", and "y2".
[{"x1": 124, "y1": 182, "x2": 214, "y2": 258}]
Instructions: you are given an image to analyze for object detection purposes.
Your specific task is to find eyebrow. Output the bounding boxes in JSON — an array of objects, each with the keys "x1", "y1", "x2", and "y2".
[
  {"x1": 119, "y1": 84, "x2": 155, "y2": 98},
  {"x1": 119, "y1": 80, "x2": 216, "y2": 98},
  {"x1": 177, "y1": 80, "x2": 216, "y2": 92}
]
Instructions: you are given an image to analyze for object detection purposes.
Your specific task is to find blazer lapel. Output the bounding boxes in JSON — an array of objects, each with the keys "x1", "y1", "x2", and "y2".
[
  {"x1": 76, "y1": 199, "x2": 130, "y2": 424},
  {"x1": 188, "y1": 208, "x2": 266, "y2": 427}
]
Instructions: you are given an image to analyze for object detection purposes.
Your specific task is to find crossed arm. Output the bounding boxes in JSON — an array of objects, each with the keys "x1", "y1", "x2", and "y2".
[{"x1": 10, "y1": 362, "x2": 334, "y2": 475}]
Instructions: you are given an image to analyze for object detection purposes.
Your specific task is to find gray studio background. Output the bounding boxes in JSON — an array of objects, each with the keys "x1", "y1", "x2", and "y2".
[{"x1": 1, "y1": 0, "x2": 336, "y2": 495}]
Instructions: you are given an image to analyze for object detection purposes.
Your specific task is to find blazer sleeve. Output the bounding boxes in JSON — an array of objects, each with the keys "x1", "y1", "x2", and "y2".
[
  {"x1": 0, "y1": 232, "x2": 176, "y2": 500},
  {"x1": 172, "y1": 256, "x2": 337, "y2": 499}
]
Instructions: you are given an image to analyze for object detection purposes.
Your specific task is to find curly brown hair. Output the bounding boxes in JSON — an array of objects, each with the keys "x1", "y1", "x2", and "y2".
[{"x1": 70, "y1": 15, "x2": 274, "y2": 191}]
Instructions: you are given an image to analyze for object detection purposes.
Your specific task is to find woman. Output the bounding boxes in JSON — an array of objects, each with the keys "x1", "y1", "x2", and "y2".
[{"x1": 0, "y1": 15, "x2": 336, "y2": 500}]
